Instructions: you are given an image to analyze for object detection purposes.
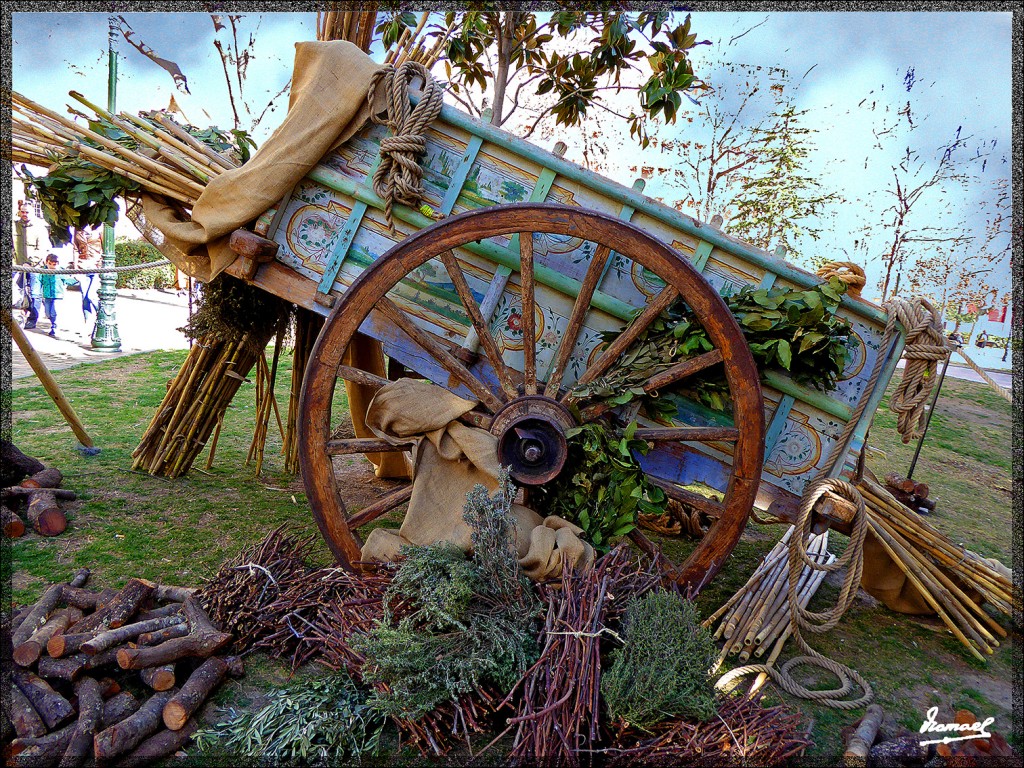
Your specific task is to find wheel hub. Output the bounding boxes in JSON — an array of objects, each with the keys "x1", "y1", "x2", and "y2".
[{"x1": 490, "y1": 396, "x2": 576, "y2": 485}]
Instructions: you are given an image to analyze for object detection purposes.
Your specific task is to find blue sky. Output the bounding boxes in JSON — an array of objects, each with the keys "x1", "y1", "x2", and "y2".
[{"x1": 10, "y1": 10, "x2": 1014, "y2": 304}]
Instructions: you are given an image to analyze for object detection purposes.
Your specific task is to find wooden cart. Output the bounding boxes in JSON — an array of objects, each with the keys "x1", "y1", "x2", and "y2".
[{"x1": 219, "y1": 97, "x2": 905, "y2": 592}]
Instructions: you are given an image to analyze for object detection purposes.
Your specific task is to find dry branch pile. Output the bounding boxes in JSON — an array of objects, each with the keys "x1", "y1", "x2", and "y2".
[{"x1": 3, "y1": 569, "x2": 242, "y2": 767}]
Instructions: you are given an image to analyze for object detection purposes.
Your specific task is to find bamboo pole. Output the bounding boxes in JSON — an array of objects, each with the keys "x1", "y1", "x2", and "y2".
[
  {"x1": 149, "y1": 113, "x2": 238, "y2": 171},
  {"x1": 3, "y1": 309, "x2": 96, "y2": 449}
]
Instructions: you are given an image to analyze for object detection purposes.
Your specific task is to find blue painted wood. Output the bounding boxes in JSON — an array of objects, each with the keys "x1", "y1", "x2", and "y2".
[
  {"x1": 599, "y1": 178, "x2": 646, "y2": 285},
  {"x1": 758, "y1": 272, "x2": 778, "y2": 289},
  {"x1": 440, "y1": 133, "x2": 484, "y2": 215},
  {"x1": 317, "y1": 199, "x2": 369, "y2": 295},
  {"x1": 692, "y1": 240, "x2": 714, "y2": 272},
  {"x1": 763, "y1": 394, "x2": 796, "y2": 457}
]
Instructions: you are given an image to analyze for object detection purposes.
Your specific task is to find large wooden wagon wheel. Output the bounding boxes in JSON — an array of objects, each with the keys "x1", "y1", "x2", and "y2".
[{"x1": 299, "y1": 203, "x2": 764, "y2": 592}]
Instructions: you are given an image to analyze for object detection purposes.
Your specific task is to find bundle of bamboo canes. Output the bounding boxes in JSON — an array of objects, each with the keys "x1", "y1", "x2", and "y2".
[
  {"x1": 10, "y1": 90, "x2": 239, "y2": 207},
  {"x1": 856, "y1": 476, "x2": 1012, "y2": 662},
  {"x1": 705, "y1": 527, "x2": 836, "y2": 665}
]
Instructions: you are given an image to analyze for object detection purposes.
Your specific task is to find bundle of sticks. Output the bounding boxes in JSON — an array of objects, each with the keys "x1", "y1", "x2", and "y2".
[
  {"x1": 381, "y1": 11, "x2": 452, "y2": 69},
  {"x1": 10, "y1": 89, "x2": 238, "y2": 207},
  {"x1": 4, "y1": 569, "x2": 242, "y2": 767},
  {"x1": 856, "y1": 475, "x2": 1012, "y2": 662},
  {"x1": 705, "y1": 527, "x2": 835, "y2": 665}
]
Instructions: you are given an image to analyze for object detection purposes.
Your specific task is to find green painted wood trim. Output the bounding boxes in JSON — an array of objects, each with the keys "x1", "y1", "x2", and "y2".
[
  {"x1": 529, "y1": 167, "x2": 559, "y2": 202},
  {"x1": 599, "y1": 178, "x2": 645, "y2": 285},
  {"x1": 411, "y1": 93, "x2": 889, "y2": 327},
  {"x1": 758, "y1": 272, "x2": 778, "y2": 289},
  {"x1": 440, "y1": 134, "x2": 484, "y2": 215},
  {"x1": 761, "y1": 369, "x2": 852, "y2": 422},
  {"x1": 763, "y1": 394, "x2": 796, "y2": 457},
  {"x1": 306, "y1": 165, "x2": 638, "y2": 322},
  {"x1": 317, "y1": 200, "x2": 369, "y2": 295},
  {"x1": 692, "y1": 240, "x2": 714, "y2": 272}
]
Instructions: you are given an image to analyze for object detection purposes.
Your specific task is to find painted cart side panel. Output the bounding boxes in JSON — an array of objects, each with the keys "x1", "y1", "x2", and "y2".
[{"x1": 257, "y1": 99, "x2": 903, "y2": 513}]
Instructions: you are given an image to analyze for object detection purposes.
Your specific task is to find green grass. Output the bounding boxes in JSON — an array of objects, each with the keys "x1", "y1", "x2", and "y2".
[{"x1": 5, "y1": 353, "x2": 1015, "y2": 763}]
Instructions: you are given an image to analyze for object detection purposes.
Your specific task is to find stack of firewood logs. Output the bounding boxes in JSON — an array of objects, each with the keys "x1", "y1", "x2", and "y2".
[
  {"x1": 882, "y1": 472, "x2": 936, "y2": 515},
  {"x1": 3, "y1": 569, "x2": 242, "y2": 766},
  {"x1": 1, "y1": 441, "x2": 74, "y2": 539}
]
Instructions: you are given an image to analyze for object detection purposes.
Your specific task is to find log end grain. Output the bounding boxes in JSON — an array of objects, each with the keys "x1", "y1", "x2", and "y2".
[{"x1": 32, "y1": 507, "x2": 68, "y2": 537}]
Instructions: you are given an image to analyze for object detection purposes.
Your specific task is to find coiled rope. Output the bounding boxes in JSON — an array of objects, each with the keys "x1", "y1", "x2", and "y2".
[
  {"x1": 367, "y1": 60, "x2": 444, "y2": 231},
  {"x1": 12, "y1": 260, "x2": 172, "y2": 276},
  {"x1": 815, "y1": 261, "x2": 866, "y2": 299},
  {"x1": 718, "y1": 295, "x2": 950, "y2": 708}
]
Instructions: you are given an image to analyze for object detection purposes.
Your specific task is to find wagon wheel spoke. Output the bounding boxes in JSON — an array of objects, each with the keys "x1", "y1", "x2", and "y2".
[
  {"x1": 519, "y1": 234, "x2": 538, "y2": 395},
  {"x1": 438, "y1": 249, "x2": 518, "y2": 399},
  {"x1": 346, "y1": 484, "x2": 413, "y2": 528},
  {"x1": 336, "y1": 364, "x2": 389, "y2": 390},
  {"x1": 567, "y1": 285, "x2": 679, "y2": 398},
  {"x1": 326, "y1": 437, "x2": 414, "y2": 455},
  {"x1": 377, "y1": 296, "x2": 505, "y2": 412},
  {"x1": 543, "y1": 243, "x2": 612, "y2": 398},
  {"x1": 632, "y1": 426, "x2": 740, "y2": 443},
  {"x1": 642, "y1": 349, "x2": 724, "y2": 393},
  {"x1": 647, "y1": 475, "x2": 725, "y2": 518}
]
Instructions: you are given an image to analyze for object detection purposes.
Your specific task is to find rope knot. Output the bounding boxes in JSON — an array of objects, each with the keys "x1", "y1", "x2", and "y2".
[{"x1": 367, "y1": 61, "x2": 444, "y2": 231}]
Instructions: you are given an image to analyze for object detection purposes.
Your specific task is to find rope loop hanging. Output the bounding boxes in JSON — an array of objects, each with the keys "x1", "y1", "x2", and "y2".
[
  {"x1": 367, "y1": 61, "x2": 444, "y2": 231},
  {"x1": 815, "y1": 261, "x2": 866, "y2": 299}
]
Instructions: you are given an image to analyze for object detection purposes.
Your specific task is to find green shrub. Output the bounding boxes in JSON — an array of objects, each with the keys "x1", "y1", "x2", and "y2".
[
  {"x1": 114, "y1": 237, "x2": 176, "y2": 290},
  {"x1": 601, "y1": 590, "x2": 719, "y2": 728}
]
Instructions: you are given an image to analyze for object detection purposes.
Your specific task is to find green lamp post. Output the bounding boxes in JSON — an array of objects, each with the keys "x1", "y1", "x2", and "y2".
[{"x1": 92, "y1": 16, "x2": 122, "y2": 351}]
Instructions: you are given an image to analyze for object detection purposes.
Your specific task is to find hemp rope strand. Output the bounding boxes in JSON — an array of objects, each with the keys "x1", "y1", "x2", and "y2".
[
  {"x1": 367, "y1": 61, "x2": 444, "y2": 231},
  {"x1": 719, "y1": 296, "x2": 948, "y2": 708},
  {"x1": 953, "y1": 346, "x2": 1011, "y2": 403},
  {"x1": 13, "y1": 260, "x2": 172, "y2": 275}
]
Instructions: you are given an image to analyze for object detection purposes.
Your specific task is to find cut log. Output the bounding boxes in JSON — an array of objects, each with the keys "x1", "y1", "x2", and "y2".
[
  {"x1": 884, "y1": 472, "x2": 916, "y2": 494},
  {"x1": 12, "y1": 667, "x2": 76, "y2": 730},
  {"x1": 68, "y1": 578, "x2": 156, "y2": 634},
  {"x1": 2, "y1": 504, "x2": 26, "y2": 537},
  {"x1": 58, "y1": 676, "x2": 102, "y2": 768},
  {"x1": 138, "y1": 623, "x2": 190, "y2": 647},
  {"x1": 117, "y1": 599, "x2": 231, "y2": 670},
  {"x1": 27, "y1": 488, "x2": 68, "y2": 535},
  {"x1": 152, "y1": 585, "x2": 196, "y2": 603},
  {"x1": 0, "y1": 439, "x2": 46, "y2": 486},
  {"x1": 134, "y1": 603, "x2": 182, "y2": 622},
  {"x1": 85, "y1": 646, "x2": 126, "y2": 671},
  {"x1": 913, "y1": 481, "x2": 930, "y2": 499},
  {"x1": 162, "y1": 656, "x2": 228, "y2": 730},
  {"x1": 868, "y1": 735, "x2": 928, "y2": 766},
  {"x1": 49, "y1": 631, "x2": 97, "y2": 659},
  {"x1": 7, "y1": 684, "x2": 47, "y2": 739},
  {"x1": 37, "y1": 652, "x2": 89, "y2": 682},
  {"x1": 2, "y1": 486, "x2": 77, "y2": 501},
  {"x1": 118, "y1": 718, "x2": 198, "y2": 767},
  {"x1": 94, "y1": 689, "x2": 177, "y2": 764},
  {"x1": 842, "y1": 704, "x2": 886, "y2": 766},
  {"x1": 19, "y1": 466, "x2": 64, "y2": 489},
  {"x1": 81, "y1": 615, "x2": 186, "y2": 656},
  {"x1": 224, "y1": 655, "x2": 245, "y2": 678},
  {"x1": 61, "y1": 586, "x2": 111, "y2": 611},
  {"x1": 918, "y1": 496, "x2": 937, "y2": 512},
  {"x1": 14, "y1": 606, "x2": 83, "y2": 666},
  {"x1": 69, "y1": 568, "x2": 91, "y2": 588},
  {"x1": 5, "y1": 723, "x2": 75, "y2": 767},
  {"x1": 101, "y1": 692, "x2": 141, "y2": 729},
  {"x1": 140, "y1": 664, "x2": 176, "y2": 692},
  {"x1": 96, "y1": 677, "x2": 122, "y2": 699},
  {"x1": 12, "y1": 583, "x2": 65, "y2": 647}
]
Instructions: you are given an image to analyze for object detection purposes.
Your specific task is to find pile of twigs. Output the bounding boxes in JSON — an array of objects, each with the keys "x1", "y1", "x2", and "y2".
[
  {"x1": 705, "y1": 527, "x2": 834, "y2": 664},
  {"x1": 11, "y1": 90, "x2": 238, "y2": 207},
  {"x1": 857, "y1": 476, "x2": 1012, "y2": 662},
  {"x1": 493, "y1": 545, "x2": 662, "y2": 767},
  {"x1": 603, "y1": 691, "x2": 811, "y2": 766}
]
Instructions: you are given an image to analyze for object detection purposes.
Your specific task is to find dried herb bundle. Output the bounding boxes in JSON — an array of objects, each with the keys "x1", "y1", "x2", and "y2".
[
  {"x1": 354, "y1": 474, "x2": 541, "y2": 721},
  {"x1": 181, "y1": 274, "x2": 292, "y2": 344},
  {"x1": 602, "y1": 590, "x2": 718, "y2": 729}
]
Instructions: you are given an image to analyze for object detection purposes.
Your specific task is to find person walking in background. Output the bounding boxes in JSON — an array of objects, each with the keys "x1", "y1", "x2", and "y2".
[
  {"x1": 39, "y1": 253, "x2": 77, "y2": 338},
  {"x1": 73, "y1": 228, "x2": 102, "y2": 321},
  {"x1": 16, "y1": 257, "x2": 42, "y2": 329}
]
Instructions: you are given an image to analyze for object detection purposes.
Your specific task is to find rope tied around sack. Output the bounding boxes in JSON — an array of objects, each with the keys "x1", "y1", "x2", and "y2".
[
  {"x1": 367, "y1": 61, "x2": 444, "y2": 231},
  {"x1": 884, "y1": 297, "x2": 951, "y2": 443}
]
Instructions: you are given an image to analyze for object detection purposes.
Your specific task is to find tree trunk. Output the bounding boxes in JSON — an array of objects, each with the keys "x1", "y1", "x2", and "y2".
[
  {"x1": 7, "y1": 684, "x2": 47, "y2": 739},
  {"x1": 12, "y1": 667, "x2": 76, "y2": 730},
  {"x1": 93, "y1": 689, "x2": 176, "y2": 764},
  {"x1": 37, "y1": 652, "x2": 89, "y2": 682},
  {"x1": 81, "y1": 615, "x2": 185, "y2": 656},
  {"x1": 118, "y1": 718, "x2": 198, "y2": 768},
  {"x1": 5, "y1": 723, "x2": 76, "y2": 767},
  {"x1": 101, "y1": 692, "x2": 142, "y2": 730},
  {"x1": 58, "y1": 676, "x2": 102, "y2": 768},
  {"x1": 842, "y1": 704, "x2": 885, "y2": 766},
  {"x1": 12, "y1": 583, "x2": 65, "y2": 648},
  {"x1": 2, "y1": 504, "x2": 25, "y2": 537},
  {"x1": 138, "y1": 623, "x2": 190, "y2": 646},
  {"x1": 68, "y1": 578, "x2": 156, "y2": 634},
  {"x1": 0, "y1": 439, "x2": 46, "y2": 486},
  {"x1": 26, "y1": 489, "x2": 68, "y2": 536},
  {"x1": 162, "y1": 656, "x2": 228, "y2": 730},
  {"x1": 14, "y1": 606, "x2": 83, "y2": 666},
  {"x1": 152, "y1": 585, "x2": 196, "y2": 603}
]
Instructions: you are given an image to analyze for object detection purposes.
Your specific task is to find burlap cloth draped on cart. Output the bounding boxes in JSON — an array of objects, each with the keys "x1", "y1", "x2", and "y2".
[
  {"x1": 360, "y1": 379, "x2": 595, "y2": 581},
  {"x1": 140, "y1": 41, "x2": 406, "y2": 478}
]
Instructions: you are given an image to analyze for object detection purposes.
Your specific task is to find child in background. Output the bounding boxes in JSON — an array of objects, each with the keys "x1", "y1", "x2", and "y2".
[{"x1": 39, "y1": 253, "x2": 78, "y2": 338}]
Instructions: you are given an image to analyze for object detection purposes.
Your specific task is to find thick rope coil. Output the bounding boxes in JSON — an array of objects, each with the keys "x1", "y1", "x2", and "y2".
[
  {"x1": 884, "y1": 297, "x2": 951, "y2": 443},
  {"x1": 367, "y1": 61, "x2": 444, "y2": 231},
  {"x1": 12, "y1": 260, "x2": 172, "y2": 275},
  {"x1": 815, "y1": 261, "x2": 866, "y2": 299}
]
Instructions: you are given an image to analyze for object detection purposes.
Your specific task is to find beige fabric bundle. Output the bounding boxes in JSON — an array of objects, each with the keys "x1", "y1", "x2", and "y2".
[
  {"x1": 359, "y1": 379, "x2": 594, "y2": 580},
  {"x1": 141, "y1": 40, "x2": 383, "y2": 282}
]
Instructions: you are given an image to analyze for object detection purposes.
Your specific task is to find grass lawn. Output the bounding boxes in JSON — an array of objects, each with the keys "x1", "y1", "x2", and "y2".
[{"x1": 5, "y1": 351, "x2": 1016, "y2": 762}]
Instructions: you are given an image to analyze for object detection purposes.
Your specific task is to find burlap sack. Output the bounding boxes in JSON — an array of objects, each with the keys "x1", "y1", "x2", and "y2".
[
  {"x1": 141, "y1": 40, "x2": 382, "y2": 282},
  {"x1": 359, "y1": 379, "x2": 594, "y2": 580},
  {"x1": 859, "y1": 530, "x2": 935, "y2": 615}
]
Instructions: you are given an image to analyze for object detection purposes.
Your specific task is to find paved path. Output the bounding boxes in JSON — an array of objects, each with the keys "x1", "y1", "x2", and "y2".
[{"x1": 10, "y1": 288, "x2": 192, "y2": 381}]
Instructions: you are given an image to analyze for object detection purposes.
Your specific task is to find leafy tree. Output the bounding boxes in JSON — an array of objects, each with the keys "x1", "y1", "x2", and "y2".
[{"x1": 376, "y1": 10, "x2": 706, "y2": 146}]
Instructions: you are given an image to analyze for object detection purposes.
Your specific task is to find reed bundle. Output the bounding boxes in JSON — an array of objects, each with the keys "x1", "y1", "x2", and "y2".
[
  {"x1": 9, "y1": 90, "x2": 240, "y2": 209},
  {"x1": 855, "y1": 476, "x2": 1013, "y2": 662},
  {"x1": 706, "y1": 527, "x2": 836, "y2": 664}
]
